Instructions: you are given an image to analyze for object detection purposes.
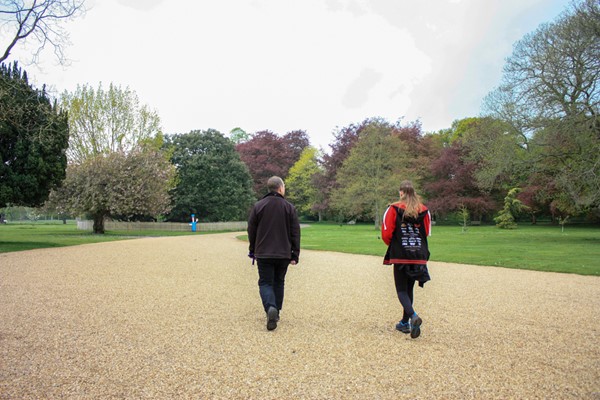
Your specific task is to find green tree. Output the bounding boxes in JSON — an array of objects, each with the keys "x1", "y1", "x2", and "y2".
[
  {"x1": 60, "y1": 82, "x2": 162, "y2": 163},
  {"x1": 286, "y1": 146, "x2": 322, "y2": 219},
  {"x1": 229, "y1": 127, "x2": 249, "y2": 144},
  {"x1": 446, "y1": 117, "x2": 480, "y2": 144},
  {"x1": 331, "y1": 120, "x2": 412, "y2": 227},
  {"x1": 483, "y1": 0, "x2": 600, "y2": 215},
  {"x1": 46, "y1": 81, "x2": 169, "y2": 232},
  {"x1": 50, "y1": 149, "x2": 176, "y2": 234},
  {"x1": 494, "y1": 188, "x2": 528, "y2": 229},
  {"x1": 457, "y1": 117, "x2": 529, "y2": 193},
  {"x1": 0, "y1": 62, "x2": 68, "y2": 207},
  {"x1": 165, "y1": 129, "x2": 255, "y2": 222}
]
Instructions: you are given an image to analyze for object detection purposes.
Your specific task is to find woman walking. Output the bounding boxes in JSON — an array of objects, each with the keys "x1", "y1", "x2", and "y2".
[{"x1": 381, "y1": 180, "x2": 431, "y2": 339}]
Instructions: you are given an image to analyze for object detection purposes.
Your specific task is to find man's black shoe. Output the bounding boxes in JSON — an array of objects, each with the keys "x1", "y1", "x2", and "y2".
[{"x1": 267, "y1": 306, "x2": 278, "y2": 331}]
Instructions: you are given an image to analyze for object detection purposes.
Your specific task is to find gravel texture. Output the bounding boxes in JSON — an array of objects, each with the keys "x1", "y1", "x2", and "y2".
[{"x1": 0, "y1": 232, "x2": 599, "y2": 399}]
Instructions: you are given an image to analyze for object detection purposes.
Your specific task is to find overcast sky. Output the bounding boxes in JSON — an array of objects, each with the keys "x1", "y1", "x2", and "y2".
[{"x1": 13, "y1": 0, "x2": 570, "y2": 150}]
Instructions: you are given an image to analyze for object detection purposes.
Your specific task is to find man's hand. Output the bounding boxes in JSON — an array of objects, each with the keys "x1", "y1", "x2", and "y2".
[
  {"x1": 290, "y1": 260, "x2": 297, "y2": 265},
  {"x1": 248, "y1": 252, "x2": 255, "y2": 265}
]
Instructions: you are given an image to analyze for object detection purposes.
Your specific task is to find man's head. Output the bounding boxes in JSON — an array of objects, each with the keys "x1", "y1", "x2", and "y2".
[{"x1": 267, "y1": 176, "x2": 285, "y2": 196}]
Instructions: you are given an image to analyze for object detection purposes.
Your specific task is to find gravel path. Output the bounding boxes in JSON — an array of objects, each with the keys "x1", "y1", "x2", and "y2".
[{"x1": 1, "y1": 232, "x2": 599, "y2": 399}]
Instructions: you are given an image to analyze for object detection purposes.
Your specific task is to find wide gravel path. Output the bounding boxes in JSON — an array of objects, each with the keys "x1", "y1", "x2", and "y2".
[{"x1": 0, "y1": 232, "x2": 598, "y2": 399}]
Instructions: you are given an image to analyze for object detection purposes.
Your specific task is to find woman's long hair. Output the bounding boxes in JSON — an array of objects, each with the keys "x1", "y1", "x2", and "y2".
[{"x1": 399, "y1": 180, "x2": 423, "y2": 219}]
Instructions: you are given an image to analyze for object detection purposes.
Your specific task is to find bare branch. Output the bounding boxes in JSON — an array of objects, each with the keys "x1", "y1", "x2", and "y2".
[{"x1": 0, "y1": 0, "x2": 86, "y2": 65}]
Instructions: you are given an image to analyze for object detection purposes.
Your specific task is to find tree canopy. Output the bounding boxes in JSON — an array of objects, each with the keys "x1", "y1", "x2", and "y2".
[
  {"x1": 483, "y1": 0, "x2": 600, "y2": 216},
  {"x1": 47, "y1": 81, "x2": 172, "y2": 232},
  {"x1": 229, "y1": 127, "x2": 249, "y2": 144},
  {"x1": 424, "y1": 140, "x2": 496, "y2": 220},
  {"x1": 60, "y1": 82, "x2": 163, "y2": 164},
  {"x1": 165, "y1": 129, "x2": 255, "y2": 222},
  {"x1": 236, "y1": 130, "x2": 310, "y2": 196},
  {"x1": 4, "y1": 0, "x2": 597, "y2": 227},
  {"x1": 316, "y1": 119, "x2": 373, "y2": 218},
  {"x1": 285, "y1": 146, "x2": 323, "y2": 218},
  {"x1": 331, "y1": 119, "x2": 412, "y2": 226},
  {"x1": 0, "y1": 62, "x2": 68, "y2": 207},
  {"x1": 49, "y1": 148, "x2": 176, "y2": 233}
]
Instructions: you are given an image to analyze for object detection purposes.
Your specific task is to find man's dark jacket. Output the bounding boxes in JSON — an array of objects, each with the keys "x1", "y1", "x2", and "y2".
[{"x1": 247, "y1": 192, "x2": 301, "y2": 263}]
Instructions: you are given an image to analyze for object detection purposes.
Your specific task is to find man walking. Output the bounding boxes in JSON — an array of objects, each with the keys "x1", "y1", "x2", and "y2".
[{"x1": 247, "y1": 176, "x2": 301, "y2": 331}]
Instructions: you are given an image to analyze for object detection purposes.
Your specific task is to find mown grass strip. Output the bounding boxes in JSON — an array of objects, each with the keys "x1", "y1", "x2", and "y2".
[
  {"x1": 241, "y1": 223, "x2": 599, "y2": 275},
  {"x1": 296, "y1": 223, "x2": 600, "y2": 275}
]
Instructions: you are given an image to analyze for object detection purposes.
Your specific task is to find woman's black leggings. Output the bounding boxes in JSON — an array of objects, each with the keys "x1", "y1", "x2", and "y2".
[{"x1": 394, "y1": 264, "x2": 416, "y2": 321}]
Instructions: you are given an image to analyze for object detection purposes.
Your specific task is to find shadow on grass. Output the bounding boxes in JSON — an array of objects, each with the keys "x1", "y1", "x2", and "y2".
[{"x1": 0, "y1": 241, "x2": 66, "y2": 252}]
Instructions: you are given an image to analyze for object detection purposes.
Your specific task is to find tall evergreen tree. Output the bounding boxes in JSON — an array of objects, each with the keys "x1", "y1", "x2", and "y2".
[
  {"x1": 165, "y1": 129, "x2": 255, "y2": 222},
  {"x1": 0, "y1": 62, "x2": 69, "y2": 207}
]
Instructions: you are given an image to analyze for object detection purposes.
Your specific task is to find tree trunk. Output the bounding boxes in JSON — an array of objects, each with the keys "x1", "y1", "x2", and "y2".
[
  {"x1": 374, "y1": 203, "x2": 381, "y2": 230},
  {"x1": 93, "y1": 213, "x2": 105, "y2": 234}
]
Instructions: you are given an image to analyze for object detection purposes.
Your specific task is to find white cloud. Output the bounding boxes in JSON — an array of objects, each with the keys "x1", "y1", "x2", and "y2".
[
  {"x1": 11, "y1": 0, "x2": 571, "y2": 150},
  {"x1": 115, "y1": 0, "x2": 164, "y2": 10}
]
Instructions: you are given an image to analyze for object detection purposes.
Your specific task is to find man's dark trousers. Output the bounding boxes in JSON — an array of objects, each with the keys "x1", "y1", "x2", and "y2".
[{"x1": 257, "y1": 258, "x2": 289, "y2": 312}]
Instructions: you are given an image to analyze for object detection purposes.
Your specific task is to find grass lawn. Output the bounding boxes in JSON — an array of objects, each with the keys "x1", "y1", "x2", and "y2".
[
  {"x1": 296, "y1": 223, "x2": 600, "y2": 276},
  {"x1": 2, "y1": 221, "x2": 599, "y2": 276},
  {"x1": 0, "y1": 222, "x2": 199, "y2": 253}
]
